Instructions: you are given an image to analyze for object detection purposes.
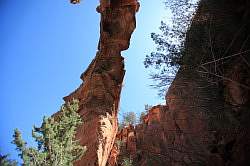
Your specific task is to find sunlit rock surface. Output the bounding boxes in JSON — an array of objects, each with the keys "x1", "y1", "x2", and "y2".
[
  {"x1": 63, "y1": 0, "x2": 139, "y2": 165},
  {"x1": 65, "y1": 0, "x2": 250, "y2": 165},
  {"x1": 107, "y1": 0, "x2": 250, "y2": 165}
]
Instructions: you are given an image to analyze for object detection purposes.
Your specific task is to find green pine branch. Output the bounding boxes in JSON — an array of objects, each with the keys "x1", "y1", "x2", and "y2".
[{"x1": 12, "y1": 99, "x2": 86, "y2": 166}]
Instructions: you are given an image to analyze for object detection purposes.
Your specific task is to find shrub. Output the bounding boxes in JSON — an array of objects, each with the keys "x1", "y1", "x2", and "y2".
[
  {"x1": 0, "y1": 154, "x2": 17, "y2": 166},
  {"x1": 12, "y1": 99, "x2": 86, "y2": 166},
  {"x1": 122, "y1": 157, "x2": 133, "y2": 166},
  {"x1": 121, "y1": 112, "x2": 137, "y2": 127}
]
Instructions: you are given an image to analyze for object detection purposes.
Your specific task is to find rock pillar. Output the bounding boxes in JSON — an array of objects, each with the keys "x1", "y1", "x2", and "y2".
[{"x1": 64, "y1": 1, "x2": 139, "y2": 165}]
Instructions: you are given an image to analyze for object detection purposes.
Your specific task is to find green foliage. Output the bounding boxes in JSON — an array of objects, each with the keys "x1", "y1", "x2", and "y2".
[
  {"x1": 139, "y1": 105, "x2": 152, "y2": 123},
  {"x1": 12, "y1": 99, "x2": 86, "y2": 166},
  {"x1": 144, "y1": 104, "x2": 152, "y2": 112},
  {"x1": 121, "y1": 112, "x2": 137, "y2": 127},
  {"x1": 0, "y1": 154, "x2": 17, "y2": 166},
  {"x1": 121, "y1": 157, "x2": 133, "y2": 166},
  {"x1": 144, "y1": 0, "x2": 198, "y2": 96},
  {"x1": 139, "y1": 111, "x2": 147, "y2": 124},
  {"x1": 115, "y1": 140, "x2": 124, "y2": 150}
]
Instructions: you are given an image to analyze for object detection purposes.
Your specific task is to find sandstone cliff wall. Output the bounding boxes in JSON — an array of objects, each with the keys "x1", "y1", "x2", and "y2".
[
  {"x1": 66, "y1": 0, "x2": 250, "y2": 165},
  {"x1": 107, "y1": 0, "x2": 250, "y2": 165}
]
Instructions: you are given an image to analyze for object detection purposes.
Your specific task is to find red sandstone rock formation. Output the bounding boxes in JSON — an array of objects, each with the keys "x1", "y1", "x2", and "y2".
[
  {"x1": 66, "y1": 0, "x2": 250, "y2": 165},
  {"x1": 107, "y1": 124, "x2": 136, "y2": 166},
  {"x1": 108, "y1": 105, "x2": 210, "y2": 166},
  {"x1": 107, "y1": 1, "x2": 250, "y2": 165},
  {"x1": 64, "y1": 0, "x2": 139, "y2": 166}
]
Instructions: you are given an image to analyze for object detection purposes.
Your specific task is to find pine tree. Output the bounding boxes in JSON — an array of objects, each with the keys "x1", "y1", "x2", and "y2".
[
  {"x1": 12, "y1": 99, "x2": 86, "y2": 166},
  {"x1": 144, "y1": 0, "x2": 198, "y2": 96},
  {"x1": 121, "y1": 112, "x2": 137, "y2": 127},
  {"x1": 0, "y1": 154, "x2": 17, "y2": 166}
]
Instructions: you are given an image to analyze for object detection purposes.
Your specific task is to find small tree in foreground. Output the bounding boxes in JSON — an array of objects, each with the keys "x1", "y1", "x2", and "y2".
[
  {"x1": 12, "y1": 99, "x2": 86, "y2": 166},
  {"x1": 0, "y1": 154, "x2": 17, "y2": 166}
]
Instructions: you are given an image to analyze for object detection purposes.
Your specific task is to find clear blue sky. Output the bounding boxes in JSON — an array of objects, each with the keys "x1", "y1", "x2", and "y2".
[{"x1": 0, "y1": 0, "x2": 169, "y2": 162}]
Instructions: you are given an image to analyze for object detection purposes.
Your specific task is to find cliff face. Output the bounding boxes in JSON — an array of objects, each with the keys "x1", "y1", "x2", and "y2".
[
  {"x1": 167, "y1": 0, "x2": 250, "y2": 165},
  {"x1": 63, "y1": 1, "x2": 139, "y2": 166},
  {"x1": 65, "y1": 0, "x2": 250, "y2": 165},
  {"x1": 108, "y1": 105, "x2": 209, "y2": 166},
  {"x1": 107, "y1": 0, "x2": 250, "y2": 166}
]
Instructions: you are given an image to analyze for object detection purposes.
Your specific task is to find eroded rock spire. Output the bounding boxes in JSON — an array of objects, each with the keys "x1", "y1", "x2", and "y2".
[{"x1": 64, "y1": 0, "x2": 139, "y2": 165}]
